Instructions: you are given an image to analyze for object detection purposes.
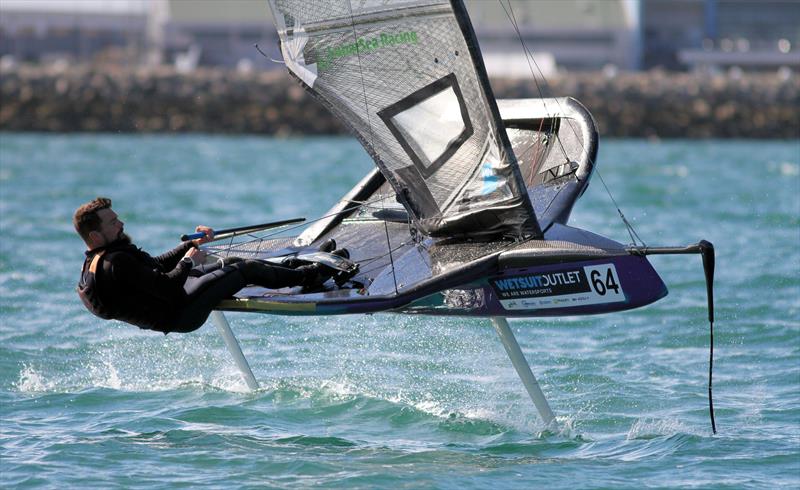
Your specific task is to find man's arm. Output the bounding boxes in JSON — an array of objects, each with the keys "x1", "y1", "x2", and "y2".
[
  {"x1": 153, "y1": 241, "x2": 196, "y2": 271},
  {"x1": 154, "y1": 226, "x2": 214, "y2": 270},
  {"x1": 109, "y1": 253, "x2": 192, "y2": 303}
]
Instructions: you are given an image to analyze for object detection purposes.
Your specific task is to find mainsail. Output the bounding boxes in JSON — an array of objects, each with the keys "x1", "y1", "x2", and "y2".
[{"x1": 268, "y1": 0, "x2": 542, "y2": 239}]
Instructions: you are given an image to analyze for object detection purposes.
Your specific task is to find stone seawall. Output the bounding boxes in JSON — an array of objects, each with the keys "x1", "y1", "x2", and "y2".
[{"x1": 1, "y1": 65, "x2": 798, "y2": 138}]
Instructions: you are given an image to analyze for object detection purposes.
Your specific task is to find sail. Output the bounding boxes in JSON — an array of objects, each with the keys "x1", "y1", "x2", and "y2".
[{"x1": 268, "y1": 0, "x2": 542, "y2": 239}]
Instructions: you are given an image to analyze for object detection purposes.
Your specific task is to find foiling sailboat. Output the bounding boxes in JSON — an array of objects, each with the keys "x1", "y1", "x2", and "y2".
[{"x1": 192, "y1": 0, "x2": 717, "y2": 432}]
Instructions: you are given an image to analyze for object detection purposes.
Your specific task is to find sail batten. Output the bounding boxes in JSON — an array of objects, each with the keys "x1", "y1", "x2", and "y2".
[{"x1": 269, "y1": 0, "x2": 542, "y2": 239}]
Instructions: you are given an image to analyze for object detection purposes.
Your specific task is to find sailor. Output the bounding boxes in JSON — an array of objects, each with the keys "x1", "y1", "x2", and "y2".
[{"x1": 74, "y1": 197, "x2": 341, "y2": 334}]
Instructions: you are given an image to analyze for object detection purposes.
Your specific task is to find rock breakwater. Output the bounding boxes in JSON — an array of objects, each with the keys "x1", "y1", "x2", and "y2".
[{"x1": 1, "y1": 65, "x2": 797, "y2": 138}]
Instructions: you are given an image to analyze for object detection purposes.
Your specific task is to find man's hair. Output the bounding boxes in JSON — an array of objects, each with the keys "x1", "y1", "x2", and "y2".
[{"x1": 74, "y1": 197, "x2": 112, "y2": 241}]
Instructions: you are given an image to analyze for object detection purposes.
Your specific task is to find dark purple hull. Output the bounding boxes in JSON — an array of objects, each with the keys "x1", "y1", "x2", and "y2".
[
  {"x1": 218, "y1": 250, "x2": 667, "y2": 318},
  {"x1": 398, "y1": 255, "x2": 667, "y2": 317}
]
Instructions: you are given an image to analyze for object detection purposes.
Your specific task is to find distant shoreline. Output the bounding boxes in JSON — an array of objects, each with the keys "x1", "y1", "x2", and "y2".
[{"x1": 1, "y1": 65, "x2": 797, "y2": 138}]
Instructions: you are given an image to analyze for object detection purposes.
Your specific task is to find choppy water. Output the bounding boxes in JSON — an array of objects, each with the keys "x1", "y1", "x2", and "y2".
[{"x1": 1, "y1": 133, "x2": 798, "y2": 489}]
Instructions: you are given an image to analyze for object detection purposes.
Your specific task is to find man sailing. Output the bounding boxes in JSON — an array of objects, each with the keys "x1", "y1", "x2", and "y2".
[{"x1": 74, "y1": 197, "x2": 343, "y2": 334}]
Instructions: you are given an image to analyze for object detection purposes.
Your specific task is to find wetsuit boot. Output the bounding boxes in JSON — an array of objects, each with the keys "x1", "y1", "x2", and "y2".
[
  {"x1": 297, "y1": 247, "x2": 354, "y2": 290},
  {"x1": 318, "y1": 238, "x2": 336, "y2": 253},
  {"x1": 297, "y1": 263, "x2": 336, "y2": 291},
  {"x1": 329, "y1": 248, "x2": 359, "y2": 286}
]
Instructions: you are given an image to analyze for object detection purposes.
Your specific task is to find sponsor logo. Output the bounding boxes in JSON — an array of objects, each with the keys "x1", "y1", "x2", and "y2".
[
  {"x1": 493, "y1": 270, "x2": 585, "y2": 295},
  {"x1": 491, "y1": 264, "x2": 625, "y2": 310},
  {"x1": 317, "y1": 31, "x2": 418, "y2": 71}
]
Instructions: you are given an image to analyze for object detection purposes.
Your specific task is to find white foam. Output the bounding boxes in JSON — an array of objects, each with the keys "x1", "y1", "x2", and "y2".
[
  {"x1": 87, "y1": 361, "x2": 122, "y2": 390},
  {"x1": 10, "y1": 333, "x2": 263, "y2": 395},
  {"x1": 15, "y1": 365, "x2": 55, "y2": 393},
  {"x1": 626, "y1": 417, "x2": 690, "y2": 440},
  {"x1": 317, "y1": 379, "x2": 361, "y2": 398}
]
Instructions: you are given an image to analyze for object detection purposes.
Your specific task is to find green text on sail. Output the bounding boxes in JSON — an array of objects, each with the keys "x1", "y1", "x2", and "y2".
[{"x1": 317, "y1": 31, "x2": 418, "y2": 71}]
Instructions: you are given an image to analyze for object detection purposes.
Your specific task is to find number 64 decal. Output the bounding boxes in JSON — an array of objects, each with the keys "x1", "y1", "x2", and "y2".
[{"x1": 584, "y1": 264, "x2": 624, "y2": 298}]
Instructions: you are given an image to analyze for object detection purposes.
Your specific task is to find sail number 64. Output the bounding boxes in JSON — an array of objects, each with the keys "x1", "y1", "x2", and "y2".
[{"x1": 585, "y1": 264, "x2": 623, "y2": 298}]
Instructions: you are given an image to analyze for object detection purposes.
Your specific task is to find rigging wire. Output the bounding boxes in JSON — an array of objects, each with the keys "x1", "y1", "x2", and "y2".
[
  {"x1": 344, "y1": 0, "x2": 399, "y2": 295},
  {"x1": 202, "y1": 194, "x2": 400, "y2": 267},
  {"x1": 499, "y1": 0, "x2": 645, "y2": 247},
  {"x1": 498, "y1": 1, "x2": 571, "y2": 163},
  {"x1": 223, "y1": 195, "x2": 391, "y2": 244}
]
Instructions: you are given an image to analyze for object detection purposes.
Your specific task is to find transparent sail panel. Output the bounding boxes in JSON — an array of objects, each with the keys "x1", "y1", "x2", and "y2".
[
  {"x1": 391, "y1": 87, "x2": 465, "y2": 168},
  {"x1": 380, "y1": 73, "x2": 472, "y2": 178}
]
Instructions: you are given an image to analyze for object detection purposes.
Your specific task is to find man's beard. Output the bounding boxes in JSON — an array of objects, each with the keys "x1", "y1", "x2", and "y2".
[{"x1": 116, "y1": 231, "x2": 132, "y2": 245}]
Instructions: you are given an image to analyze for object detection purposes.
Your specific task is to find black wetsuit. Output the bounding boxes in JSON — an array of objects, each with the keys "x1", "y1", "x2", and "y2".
[{"x1": 78, "y1": 239, "x2": 305, "y2": 334}]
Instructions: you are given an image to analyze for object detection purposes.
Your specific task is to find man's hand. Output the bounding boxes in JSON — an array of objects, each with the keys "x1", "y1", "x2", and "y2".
[
  {"x1": 184, "y1": 246, "x2": 207, "y2": 266},
  {"x1": 192, "y1": 225, "x2": 215, "y2": 245}
]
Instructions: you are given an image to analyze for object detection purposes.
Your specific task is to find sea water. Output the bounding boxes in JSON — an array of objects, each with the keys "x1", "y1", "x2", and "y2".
[{"x1": 1, "y1": 134, "x2": 798, "y2": 489}]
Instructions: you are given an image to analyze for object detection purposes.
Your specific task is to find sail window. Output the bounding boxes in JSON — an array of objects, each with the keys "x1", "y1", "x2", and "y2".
[{"x1": 379, "y1": 73, "x2": 473, "y2": 178}]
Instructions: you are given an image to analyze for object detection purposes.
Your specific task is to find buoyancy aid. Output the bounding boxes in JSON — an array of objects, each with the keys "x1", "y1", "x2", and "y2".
[{"x1": 77, "y1": 250, "x2": 114, "y2": 319}]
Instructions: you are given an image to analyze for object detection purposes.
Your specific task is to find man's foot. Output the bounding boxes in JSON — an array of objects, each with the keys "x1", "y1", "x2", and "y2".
[
  {"x1": 318, "y1": 238, "x2": 336, "y2": 253},
  {"x1": 297, "y1": 263, "x2": 336, "y2": 291},
  {"x1": 329, "y1": 248, "x2": 358, "y2": 286},
  {"x1": 282, "y1": 245, "x2": 346, "y2": 270},
  {"x1": 281, "y1": 256, "x2": 304, "y2": 269},
  {"x1": 288, "y1": 247, "x2": 357, "y2": 291},
  {"x1": 330, "y1": 248, "x2": 350, "y2": 259}
]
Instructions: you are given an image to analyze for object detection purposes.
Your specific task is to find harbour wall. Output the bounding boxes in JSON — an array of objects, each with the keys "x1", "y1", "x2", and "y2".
[{"x1": 1, "y1": 65, "x2": 798, "y2": 138}]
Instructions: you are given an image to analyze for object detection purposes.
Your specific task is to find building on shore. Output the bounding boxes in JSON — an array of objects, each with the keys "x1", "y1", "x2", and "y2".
[
  {"x1": 0, "y1": 0, "x2": 797, "y2": 74},
  {"x1": 0, "y1": 3, "x2": 148, "y2": 65},
  {"x1": 644, "y1": 0, "x2": 800, "y2": 72},
  {"x1": 149, "y1": 0, "x2": 276, "y2": 71},
  {"x1": 0, "y1": 0, "x2": 641, "y2": 76},
  {"x1": 0, "y1": 0, "x2": 275, "y2": 71},
  {"x1": 467, "y1": 0, "x2": 641, "y2": 77}
]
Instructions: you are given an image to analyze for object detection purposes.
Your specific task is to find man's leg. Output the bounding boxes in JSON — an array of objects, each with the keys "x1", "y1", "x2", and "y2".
[
  {"x1": 170, "y1": 261, "x2": 313, "y2": 333},
  {"x1": 237, "y1": 260, "x2": 307, "y2": 288},
  {"x1": 170, "y1": 266, "x2": 247, "y2": 333}
]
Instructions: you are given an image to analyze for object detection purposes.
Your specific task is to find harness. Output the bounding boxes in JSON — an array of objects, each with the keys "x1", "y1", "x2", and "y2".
[{"x1": 77, "y1": 250, "x2": 114, "y2": 319}]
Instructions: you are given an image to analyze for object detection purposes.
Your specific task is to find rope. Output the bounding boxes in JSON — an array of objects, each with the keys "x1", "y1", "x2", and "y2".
[{"x1": 499, "y1": 0, "x2": 646, "y2": 247}]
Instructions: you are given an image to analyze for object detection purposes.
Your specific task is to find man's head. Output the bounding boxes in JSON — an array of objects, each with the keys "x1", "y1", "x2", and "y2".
[{"x1": 73, "y1": 197, "x2": 128, "y2": 249}]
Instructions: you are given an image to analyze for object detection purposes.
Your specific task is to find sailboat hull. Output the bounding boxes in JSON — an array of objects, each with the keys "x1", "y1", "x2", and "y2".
[{"x1": 215, "y1": 232, "x2": 668, "y2": 318}]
